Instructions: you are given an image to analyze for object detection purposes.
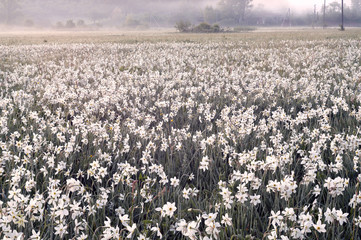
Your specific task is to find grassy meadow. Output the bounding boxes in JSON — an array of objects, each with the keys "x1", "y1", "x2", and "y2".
[{"x1": 1, "y1": 28, "x2": 361, "y2": 239}]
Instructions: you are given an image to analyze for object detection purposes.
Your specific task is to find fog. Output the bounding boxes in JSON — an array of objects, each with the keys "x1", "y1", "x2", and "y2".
[
  {"x1": 254, "y1": 0, "x2": 351, "y2": 12},
  {"x1": 0, "y1": 0, "x2": 359, "y2": 30}
]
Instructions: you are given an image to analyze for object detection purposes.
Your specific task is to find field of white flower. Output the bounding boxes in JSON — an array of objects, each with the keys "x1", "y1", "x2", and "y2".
[{"x1": 1, "y1": 30, "x2": 361, "y2": 239}]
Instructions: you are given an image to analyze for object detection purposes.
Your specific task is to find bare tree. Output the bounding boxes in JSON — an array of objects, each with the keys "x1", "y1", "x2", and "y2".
[
  {"x1": 0, "y1": 0, "x2": 21, "y2": 24},
  {"x1": 351, "y1": 0, "x2": 361, "y2": 16},
  {"x1": 219, "y1": 0, "x2": 253, "y2": 25}
]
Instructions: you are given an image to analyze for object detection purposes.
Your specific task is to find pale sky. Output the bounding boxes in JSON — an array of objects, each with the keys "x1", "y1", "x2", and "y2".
[{"x1": 254, "y1": 0, "x2": 351, "y2": 12}]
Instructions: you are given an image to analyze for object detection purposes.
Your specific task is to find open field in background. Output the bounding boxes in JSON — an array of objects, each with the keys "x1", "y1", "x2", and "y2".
[
  {"x1": 0, "y1": 28, "x2": 361, "y2": 45},
  {"x1": 1, "y1": 29, "x2": 361, "y2": 239}
]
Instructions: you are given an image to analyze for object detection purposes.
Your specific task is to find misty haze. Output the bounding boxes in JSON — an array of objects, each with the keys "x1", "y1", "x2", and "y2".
[
  {"x1": 0, "y1": 0, "x2": 360, "y2": 29},
  {"x1": 1, "y1": 0, "x2": 361, "y2": 240}
]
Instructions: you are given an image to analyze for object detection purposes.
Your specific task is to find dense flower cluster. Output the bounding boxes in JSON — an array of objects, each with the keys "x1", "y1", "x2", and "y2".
[{"x1": 0, "y1": 37, "x2": 361, "y2": 239}]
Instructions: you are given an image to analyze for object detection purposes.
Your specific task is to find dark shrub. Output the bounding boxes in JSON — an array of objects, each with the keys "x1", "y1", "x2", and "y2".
[{"x1": 175, "y1": 20, "x2": 192, "y2": 32}]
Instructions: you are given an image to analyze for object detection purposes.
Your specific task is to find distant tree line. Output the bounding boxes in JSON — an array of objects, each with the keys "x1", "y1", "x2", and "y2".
[
  {"x1": 200, "y1": 0, "x2": 361, "y2": 27},
  {"x1": 0, "y1": 0, "x2": 361, "y2": 29}
]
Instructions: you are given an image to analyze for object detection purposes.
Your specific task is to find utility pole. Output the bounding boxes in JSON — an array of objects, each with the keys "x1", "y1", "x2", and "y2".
[
  {"x1": 282, "y1": 8, "x2": 291, "y2": 27},
  {"x1": 313, "y1": 4, "x2": 316, "y2": 28},
  {"x1": 323, "y1": 0, "x2": 326, "y2": 28},
  {"x1": 341, "y1": 0, "x2": 345, "y2": 30}
]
